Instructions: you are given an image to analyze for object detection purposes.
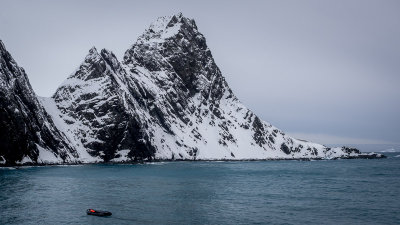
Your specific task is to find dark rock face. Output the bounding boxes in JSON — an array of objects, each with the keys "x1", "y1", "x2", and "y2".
[
  {"x1": 280, "y1": 143, "x2": 291, "y2": 155},
  {"x1": 341, "y1": 147, "x2": 361, "y2": 155},
  {"x1": 0, "y1": 41, "x2": 75, "y2": 165}
]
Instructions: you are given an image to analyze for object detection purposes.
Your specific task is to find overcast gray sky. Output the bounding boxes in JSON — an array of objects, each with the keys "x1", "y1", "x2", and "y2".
[{"x1": 1, "y1": 0, "x2": 399, "y2": 144}]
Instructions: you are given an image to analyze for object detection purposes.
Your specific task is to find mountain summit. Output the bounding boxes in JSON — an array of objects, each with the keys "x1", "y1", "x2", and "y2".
[{"x1": 0, "y1": 14, "x2": 382, "y2": 165}]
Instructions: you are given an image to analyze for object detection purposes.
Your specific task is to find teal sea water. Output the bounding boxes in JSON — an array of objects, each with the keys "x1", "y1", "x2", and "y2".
[{"x1": 1, "y1": 151, "x2": 399, "y2": 224}]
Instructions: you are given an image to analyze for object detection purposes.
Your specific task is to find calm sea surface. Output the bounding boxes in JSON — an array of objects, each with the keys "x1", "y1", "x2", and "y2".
[{"x1": 1, "y1": 152, "x2": 399, "y2": 224}]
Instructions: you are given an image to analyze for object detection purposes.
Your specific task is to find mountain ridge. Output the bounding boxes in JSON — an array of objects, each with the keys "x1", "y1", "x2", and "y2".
[{"x1": 0, "y1": 14, "x2": 384, "y2": 165}]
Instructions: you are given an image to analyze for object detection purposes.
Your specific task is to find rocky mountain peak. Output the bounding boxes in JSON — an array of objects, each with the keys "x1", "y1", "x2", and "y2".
[
  {"x1": 123, "y1": 13, "x2": 203, "y2": 60},
  {"x1": 60, "y1": 47, "x2": 122, "y2": 84},
  {"x1": 143, "y1": 12, "x2": 197, "y2": 38},
  {"x1": 85, "y1": 46, "x2": 100, "y2": 60},
  {"x1": 123, "y1": 13, "x2": 229, "y2": 101},
  {"x1": 52, "y1": 46, "x2": 126, "y2": 113}
]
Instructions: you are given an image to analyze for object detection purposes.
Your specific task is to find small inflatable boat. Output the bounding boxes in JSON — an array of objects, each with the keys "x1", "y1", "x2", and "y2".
[{"x1": 86, "y1": 209, "x2": 112, "y2": 216}]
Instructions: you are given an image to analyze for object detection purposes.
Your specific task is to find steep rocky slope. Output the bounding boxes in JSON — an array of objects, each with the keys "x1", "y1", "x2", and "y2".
[{"x1": 0, "y1": 41, "x2": 76, "y2": 165}]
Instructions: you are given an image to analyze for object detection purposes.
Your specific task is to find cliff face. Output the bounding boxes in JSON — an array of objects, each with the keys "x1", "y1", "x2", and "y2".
[
  {"x1": 0, "y1": 41, "x2": 76, "y2": 165},
  {"x1": 1, "y1": 14, "x2": 375, "y2": 165}
]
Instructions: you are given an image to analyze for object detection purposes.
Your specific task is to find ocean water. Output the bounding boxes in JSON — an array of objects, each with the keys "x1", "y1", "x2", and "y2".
[{"x1": 1, "y1": 153, "x2": 399, "y2": 225}]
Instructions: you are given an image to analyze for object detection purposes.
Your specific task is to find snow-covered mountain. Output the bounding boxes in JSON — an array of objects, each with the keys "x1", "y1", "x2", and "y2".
[{"x1": 0, "y1": 13, "x2": 384, "y2": 165}]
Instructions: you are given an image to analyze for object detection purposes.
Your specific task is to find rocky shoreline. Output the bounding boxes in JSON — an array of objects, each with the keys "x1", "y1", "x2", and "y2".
[{"x1": 0, "y1": 152, "x2": 386, "y2": 167}]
